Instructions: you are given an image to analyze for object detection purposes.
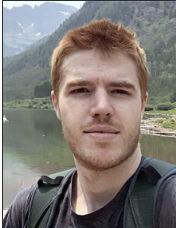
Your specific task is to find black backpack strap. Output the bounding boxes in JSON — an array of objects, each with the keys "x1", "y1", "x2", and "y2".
[
  {"x1": 124, "y1": 158, "x2": 176, "y2": 228},
  {"x1": 28, "y1": 159, "x2": 176, "y2": 228},
  {"x1": 27, "y1": 168, "x2": 75, "y2": 228}
]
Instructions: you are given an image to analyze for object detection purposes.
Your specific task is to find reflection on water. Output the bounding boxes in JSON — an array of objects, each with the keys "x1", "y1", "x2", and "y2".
[
  {"x1": 140, "y1": 134, "x2": 176, "y2": 164},
  {"x1": 3, "y1": 108, "x2": 74, "y2": 209},
  {"x1": 3, "y1": 108, "x2": 176, "y2": 209}
]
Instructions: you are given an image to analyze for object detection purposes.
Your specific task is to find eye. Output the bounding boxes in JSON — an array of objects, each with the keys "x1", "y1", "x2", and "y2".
[
  {"x1": 111, "y1": 89, "x2": 130, "y2": 95},
  {"x1": 71, "y1": 88, "x2": 90, "y2": 94}
]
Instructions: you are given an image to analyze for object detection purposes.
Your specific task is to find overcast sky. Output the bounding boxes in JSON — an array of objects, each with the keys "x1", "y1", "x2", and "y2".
[{"x1": 3, "y1": 1, "x2": 86, "y2": 9}]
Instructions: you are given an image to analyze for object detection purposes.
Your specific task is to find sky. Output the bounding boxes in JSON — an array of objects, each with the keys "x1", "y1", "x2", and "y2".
[{"x1": 3, "y1": 1, "x2": 86, "y2": 9}]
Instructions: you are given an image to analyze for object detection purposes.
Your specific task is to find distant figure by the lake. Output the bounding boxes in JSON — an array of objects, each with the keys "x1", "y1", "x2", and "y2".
[{"x1": 3, "y1": 115, "x2": 9, "y2": 123}]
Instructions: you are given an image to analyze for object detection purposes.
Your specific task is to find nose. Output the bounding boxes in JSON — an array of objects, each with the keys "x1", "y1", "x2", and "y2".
[{"x1": 90, "y1": 89, "x2": 114, "y2": 118}]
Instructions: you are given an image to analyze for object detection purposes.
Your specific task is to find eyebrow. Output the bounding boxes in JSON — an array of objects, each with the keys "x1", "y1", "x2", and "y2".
[
  {"x1": 64, "y1": 80, "x2": 94, "y2": 91},
  {"x1": 108, "y1": 81, "x2": 136, "y2": 91},
  {"x1": 64, "y1": 79, "x2": 136, "y2": 91}
]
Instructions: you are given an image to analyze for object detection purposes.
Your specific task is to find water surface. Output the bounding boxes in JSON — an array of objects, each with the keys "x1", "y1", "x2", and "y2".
[{"x1": 3, "y1": 108, "x2": 176, "y2": 209}]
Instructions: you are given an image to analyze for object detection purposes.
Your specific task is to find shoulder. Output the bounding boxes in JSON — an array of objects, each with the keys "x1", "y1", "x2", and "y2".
[
  {"x1": 154, "y1": 171, "x2": 176, "y2": 228},
  {"x1": 3, "y1": 185, "x2": 36, "y2": 228}
]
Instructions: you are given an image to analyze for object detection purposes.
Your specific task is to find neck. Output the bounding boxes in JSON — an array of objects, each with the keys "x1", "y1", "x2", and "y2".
[{"x1": 72, "y1": 146, "x2": 142, "y2": 215}]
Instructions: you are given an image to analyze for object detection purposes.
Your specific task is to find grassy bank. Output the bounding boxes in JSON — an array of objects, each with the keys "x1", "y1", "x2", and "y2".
[
  {"x1": 145, "y1": 108, "x2": 176, "y2": 131},
  {"x1": 3, "y1": 99, "x2": 176, "y2": 131},
  {"x1": 145, "y1": 109, "x2": 176, "y2": 115},
  {"x1": 155, "y1": 117, "x2": 176, "y2": 130},
  {"x1": 3, "y1": 97, "x2": 53, "y2": 109}
]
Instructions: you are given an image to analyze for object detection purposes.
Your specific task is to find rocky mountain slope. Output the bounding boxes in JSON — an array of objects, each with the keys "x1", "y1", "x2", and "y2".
[
  {"x1": 3, "y1": 1, "x2": 176, "y2": 104},
  {"x1": 3, "y1": 2, "x2": 77, "y2": 57}
]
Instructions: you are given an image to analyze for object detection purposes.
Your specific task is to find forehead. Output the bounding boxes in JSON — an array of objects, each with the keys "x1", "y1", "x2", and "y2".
[{"x1": 60, "y1": 49, "x2": 139, "y2": 88}]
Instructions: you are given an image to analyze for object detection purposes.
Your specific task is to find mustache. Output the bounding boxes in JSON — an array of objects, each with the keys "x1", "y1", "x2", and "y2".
[{"x1": 81, "y1": 118, "x2": 121, "y2": 131}]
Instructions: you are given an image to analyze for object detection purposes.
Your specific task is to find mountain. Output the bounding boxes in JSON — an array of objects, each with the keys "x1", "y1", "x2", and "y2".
[
  {"x1": 3, "y1": 1, "x2": 176, "y2": 105},
  {"x1": 3, "y1": 2, "x2": 78, "y2": 58}
]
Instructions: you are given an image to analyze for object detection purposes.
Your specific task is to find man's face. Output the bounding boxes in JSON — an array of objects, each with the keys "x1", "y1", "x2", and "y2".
[{"x1": 52, "y1": 49, "x2": 147, "y2": 171}]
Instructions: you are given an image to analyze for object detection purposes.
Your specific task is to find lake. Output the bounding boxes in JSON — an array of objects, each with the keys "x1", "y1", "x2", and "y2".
[{"x1": 3, "y1": 108, "x2": 176, "y2": 210}]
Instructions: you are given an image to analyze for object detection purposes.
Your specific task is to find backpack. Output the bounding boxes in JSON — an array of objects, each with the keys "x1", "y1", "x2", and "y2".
[{"x1": 27, "y1": 158, "x2": 176, "y2": 228}]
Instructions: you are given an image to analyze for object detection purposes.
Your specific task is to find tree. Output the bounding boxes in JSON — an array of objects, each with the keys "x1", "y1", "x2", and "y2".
[
  {"x1": 34, "y1": 81, "x2": 52, "y2": 98},
  {"x1": 170, "y1": 89, "x2": 176, "y2": 103}
]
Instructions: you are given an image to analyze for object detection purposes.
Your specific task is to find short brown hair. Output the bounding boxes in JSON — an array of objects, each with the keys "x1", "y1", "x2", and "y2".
[{"x1": 51, "y1": 19, "x2": 149, "y2": 99}]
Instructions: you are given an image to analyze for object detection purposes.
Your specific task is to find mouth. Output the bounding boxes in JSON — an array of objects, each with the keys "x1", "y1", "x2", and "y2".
[
  {"x1": 83, "y1": 125, "x2": 119, "y2": 140},
  {"x1": 84, "y1": 131, "x2": 118, "y2": 134},
  {"x1": 84, "y1": 125, "x2": 118, "y2": 133}
]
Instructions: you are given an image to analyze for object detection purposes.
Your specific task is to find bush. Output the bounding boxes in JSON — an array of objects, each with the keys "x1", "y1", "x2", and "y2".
[
  {"x1": 169, "y1": 118, "x2": 175, "y2": 123},
  {"x1": 162, "y1": 118, "x2": 175, "y2": 128},
  {"x1": 43, "y1": 105, "x2": 49, "y2": 109},
  {"x1": 163, "y1": 121, "x2": 171, "y2": 128},
  {"x1": 155, "y1": 117, "x2": 164, "y2": 123},
  {"x1": 33, "y1": 98, "x2": 41, "y2": 103},
  {"x1": 145, "y1": 105, "x2": 154, "y2": 111},
  {"x1": 155, "y1": 103, "x2": 175, "y2": 111}
]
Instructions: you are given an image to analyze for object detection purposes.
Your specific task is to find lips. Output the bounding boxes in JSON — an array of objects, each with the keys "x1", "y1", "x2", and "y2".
[
  {"x1": 84, "y1": 126, "x2": 118, "y2": 134},
  {"x1": 84, "y1": 125, "x2": 119, "y2": 134}
]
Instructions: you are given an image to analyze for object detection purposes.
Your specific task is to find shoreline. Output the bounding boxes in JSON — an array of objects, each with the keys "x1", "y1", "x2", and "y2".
[
  {"x1": 3, "y1": 107, "x2": 176, "y2": 137},
  {"x1": 141, "y1": 117, "x2": 176, "y2": 138}
]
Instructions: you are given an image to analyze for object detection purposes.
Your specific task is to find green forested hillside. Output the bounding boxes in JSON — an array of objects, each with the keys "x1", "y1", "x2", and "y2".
[{"x1": 3, "y1": 1, "x2": 176, "y2": 105}]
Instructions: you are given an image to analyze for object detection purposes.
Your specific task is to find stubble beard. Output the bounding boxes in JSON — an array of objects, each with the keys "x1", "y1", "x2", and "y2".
[{"x1": 61, "y1": 118, "x2": 141, "y2": 172}]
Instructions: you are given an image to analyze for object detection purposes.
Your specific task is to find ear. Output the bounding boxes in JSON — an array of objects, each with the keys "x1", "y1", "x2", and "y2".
[
  {"x1": 51, "y1": 90, "x2": 61, "y2": 120},
  {"x1": 141, "y1": 92, "x2": 148, "y2": 119}
]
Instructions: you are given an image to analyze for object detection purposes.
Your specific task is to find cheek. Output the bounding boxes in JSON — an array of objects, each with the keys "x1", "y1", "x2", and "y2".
[
  {"x1": 120, "y1": 103, "x2": 141, "y2": 122},
  {"x1": 131, "y1": 107, "x2": 143, "y2": 122},
  {"x1": 117, "y1": 104, "x2": 135, "y2": 118},
  {"x1": 59, "y1": 103, "x2": 70, "y2": 120},
  {"x1": 60, "y1": 103, "x2": 81, "y2": 123}
]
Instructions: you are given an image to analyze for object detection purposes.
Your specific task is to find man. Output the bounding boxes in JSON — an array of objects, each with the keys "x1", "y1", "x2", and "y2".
[{"x1": 4, "y1": 19, "x2": 176, "y2": 228}]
